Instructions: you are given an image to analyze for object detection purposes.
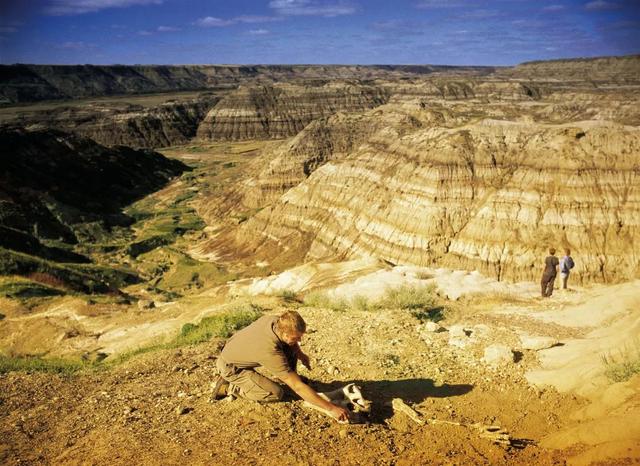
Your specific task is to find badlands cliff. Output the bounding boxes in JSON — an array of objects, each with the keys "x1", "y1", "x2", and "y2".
[
  {"x1": 199, "y1": 96, "x2": 640, "y2": 284},
  {"x1": 196, "y1": 82, "x2": 389, "y2": 141},
  {"x1": 0, "y1": 64, "x2": 494, "y2": 105}
]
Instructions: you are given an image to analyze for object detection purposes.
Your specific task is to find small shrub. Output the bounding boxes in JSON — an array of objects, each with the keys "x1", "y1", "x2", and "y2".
[
  {"x1": 415, "y1": 271, "x2": 434, "y2": 280},
  {"x1": 601, "y1": 342, "x2": 640, "y2": 383},
  {"x1": 278, "y1": 289, "x2": 300, "y2": 302},
  {"x1": 413, "y1": 306, "x2": 446, "y2": 323},
  {"x1": 180, "y1": 323, "x2": 197, "y2": 336},
  {"x1": 352, "y1": 295, "x2": 378, "y2": 312},
  {"x1": 380, "y1": 284, "x2": 438, "y2": 311}
]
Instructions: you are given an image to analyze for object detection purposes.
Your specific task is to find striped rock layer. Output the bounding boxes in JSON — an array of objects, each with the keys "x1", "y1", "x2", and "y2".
[
  {"x1": 205, "y1": 102, "x2": 640, "y2": 284},
  {"x1": 196, "y1": 83, "x2": 389, "y2": 141}
]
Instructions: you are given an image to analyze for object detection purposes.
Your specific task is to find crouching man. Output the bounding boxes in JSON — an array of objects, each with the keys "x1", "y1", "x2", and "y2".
[{"x1": 212, "y1": 310, "x2": 350, "y2": 422}]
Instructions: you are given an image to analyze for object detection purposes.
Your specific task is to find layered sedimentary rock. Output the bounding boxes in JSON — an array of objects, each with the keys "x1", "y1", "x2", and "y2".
[
  {"x1": 0, "y1": 64, "x2": 495, "y2": 104},
  {"x1": 196, "y1": 78, "x2": 549, "y2": 143},
  {"x1": 204, "y1": 103, "x2": 450, "y2": 221},
  {"x1": 379, "y1": 79, "x2": 544, "y2": 101},
  {"x1": 501, "y1": 54, "x2": 640, "y2": 84},
  {"x1": 196, "y1": 83, "x2": 389, "y2": 141},
  {"x1": 3, "y1": 95, "x2": 219, "y2": 148},
  {"x1": 204, "y1": 101, "x2": 640, "y2": 284}
]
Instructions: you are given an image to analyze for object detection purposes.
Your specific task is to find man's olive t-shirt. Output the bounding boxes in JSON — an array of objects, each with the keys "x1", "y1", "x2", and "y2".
[{"x1": 219, "y1": 314, "x2": 292, "y2": 378}]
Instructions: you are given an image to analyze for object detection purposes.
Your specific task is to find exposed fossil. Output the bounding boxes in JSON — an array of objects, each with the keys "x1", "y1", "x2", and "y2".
[{"x1": 303, "y1": 383, "x2": 371, "y2": 424}]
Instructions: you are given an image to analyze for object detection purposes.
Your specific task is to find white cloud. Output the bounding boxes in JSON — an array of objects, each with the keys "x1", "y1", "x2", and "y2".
[
  {"x1": 195, "y1": 15, "x2": 280, "y2": 28},
  {"x1": 585, "y1": 1, "x2": 620, "y2": 10},
  {"x1": 45, "y1": 0, "x2": 163, "y2": 16},
  {"x1": 458, "y1": 9, "x2": 500, "y2": 19},
  {"x1": 157, "y1": 25, "x2": 180, "y2": 32},
  {"x1": 542, "y1": 4, "x2": 565, "y2": 12},
  {"x1": 235, "y1": 15, "x2": 280, "y2": 24},
  {"x1": 138, "y1": 30, "x2": 153, "y2": 35},
  {"x1": 249, "y1": 29, "x2": 270, "y2": 35},
  {"x1": 269, "y1": 0, "x2": 356, "y2": 17},
  {"x1": 195, "y1": 16, "x2": 235, "y2": 27},
  {"x1": 415, "y1": 0, "x2": 469, "y2": 8}
]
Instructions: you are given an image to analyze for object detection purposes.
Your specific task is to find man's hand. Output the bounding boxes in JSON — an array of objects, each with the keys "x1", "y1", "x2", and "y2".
[
  {"x1": 329, "y1": 404, "x2": 350, "y2": 423},
  {"x1": 281, "y1": 372, "x2": 350, "y2": 423}
]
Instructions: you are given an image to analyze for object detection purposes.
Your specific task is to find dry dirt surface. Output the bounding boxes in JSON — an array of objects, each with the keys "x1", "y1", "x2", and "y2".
[{"x1": 2, "y1": 302, "x2": 617, "y2": 466}]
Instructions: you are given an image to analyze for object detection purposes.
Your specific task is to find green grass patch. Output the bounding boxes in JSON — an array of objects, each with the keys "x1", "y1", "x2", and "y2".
[
  {"x1": 176, "y1": 304, "x2": 263, "y2": 345},
  {"x1": 171, "y1": 191, "x2": 196, "y2": 206},
  {"x1": 140, "y1": 249, "x2": 237, "y2": 292},
  {"x1": 0, "y1": 354, "x2": 91, "y2": 375},
  {"x1": 1, "y1": 305, "x2": 264, "y2": 374},
  {"x1": 601, "y1": 341, "x2": 640, "y2": 383}
]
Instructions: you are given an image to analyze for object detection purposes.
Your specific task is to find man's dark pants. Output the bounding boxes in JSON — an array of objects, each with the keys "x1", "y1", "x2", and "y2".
[{"x1": 541, "y1": 273, "x2": 556, "y2": 297}]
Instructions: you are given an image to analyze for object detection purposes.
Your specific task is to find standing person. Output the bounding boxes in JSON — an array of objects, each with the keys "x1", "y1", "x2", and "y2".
[
  {"x1": 541, "y1": 247, "x2": 559, "y2": 297},
  {"x1": 211, "y1": 310, "x2": 350, "y2": 422},
  {"x1": 559, "y1": 248, "x2": 575, "y2": 289}
]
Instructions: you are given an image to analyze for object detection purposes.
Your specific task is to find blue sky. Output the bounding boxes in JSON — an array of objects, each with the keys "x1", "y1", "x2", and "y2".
[{"x1": 0, "y1": 0, "x2": 638, "y2": 65}]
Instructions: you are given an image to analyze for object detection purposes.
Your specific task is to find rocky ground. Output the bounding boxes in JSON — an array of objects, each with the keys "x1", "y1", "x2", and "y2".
[{"x1": 4, "y1": 290, "x2": 627, "y2": 466}]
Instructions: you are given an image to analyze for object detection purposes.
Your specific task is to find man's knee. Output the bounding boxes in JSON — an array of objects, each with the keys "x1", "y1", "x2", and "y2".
[
  {"x1": 232, "y1": 374, "x2": 285, "y2": 402},
  {"x1": 263, "y1": 384, "x2": 284, "y2": 402}
]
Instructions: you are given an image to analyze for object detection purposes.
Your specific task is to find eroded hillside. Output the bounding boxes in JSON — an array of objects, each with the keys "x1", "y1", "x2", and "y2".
[
  {"x1": 197, "y1": 106, "x2": 640, "y2": 284},
  {"x1": 1, "y1": 55, "x2": 640, "y2": 466}
]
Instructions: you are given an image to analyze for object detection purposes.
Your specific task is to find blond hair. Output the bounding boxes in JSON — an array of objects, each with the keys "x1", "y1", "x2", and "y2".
[{"x1": 275, "y1": 310, "x2": 306, "y2": 336}]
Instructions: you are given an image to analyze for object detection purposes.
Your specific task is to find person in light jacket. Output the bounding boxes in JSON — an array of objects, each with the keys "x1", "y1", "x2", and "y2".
[{"x1": 559, "y1": 248, "x2": 575, "y2": 289}]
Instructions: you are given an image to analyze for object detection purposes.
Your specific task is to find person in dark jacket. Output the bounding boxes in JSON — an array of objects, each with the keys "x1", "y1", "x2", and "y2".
[
  {"x1": 559, "y1": 248, "x2": 575, "y2": 289},
  {"x1": 541, "y1": 247, "x2": 559, "y2": 297}
]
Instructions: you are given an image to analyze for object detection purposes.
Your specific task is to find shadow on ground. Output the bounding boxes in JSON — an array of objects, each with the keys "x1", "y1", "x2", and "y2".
[{"x1": 311, "y1": 378, "x2": 474, "y2": 423}]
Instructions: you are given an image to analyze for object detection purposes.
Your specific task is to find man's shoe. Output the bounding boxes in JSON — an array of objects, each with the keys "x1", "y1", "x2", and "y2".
[{"x1": 210, "y1": 375, "x2": 229, "y2": 402}]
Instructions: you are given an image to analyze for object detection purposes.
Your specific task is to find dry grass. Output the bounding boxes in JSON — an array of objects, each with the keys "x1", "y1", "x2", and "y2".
[
  {"x1": 459, "y1": 290, "x2": 533, "y2": 308},
  {"x1": 303, "y1": 284, "x2": 441, "y2": 317},
  {"x1": 601, "y1": 340, "x2": 640, "y2": 383}
]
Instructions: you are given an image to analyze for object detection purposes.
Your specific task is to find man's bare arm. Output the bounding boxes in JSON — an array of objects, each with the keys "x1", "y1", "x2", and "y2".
[{"x1": 280, "y1": 371, "x2": 349, "y2": 421}]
